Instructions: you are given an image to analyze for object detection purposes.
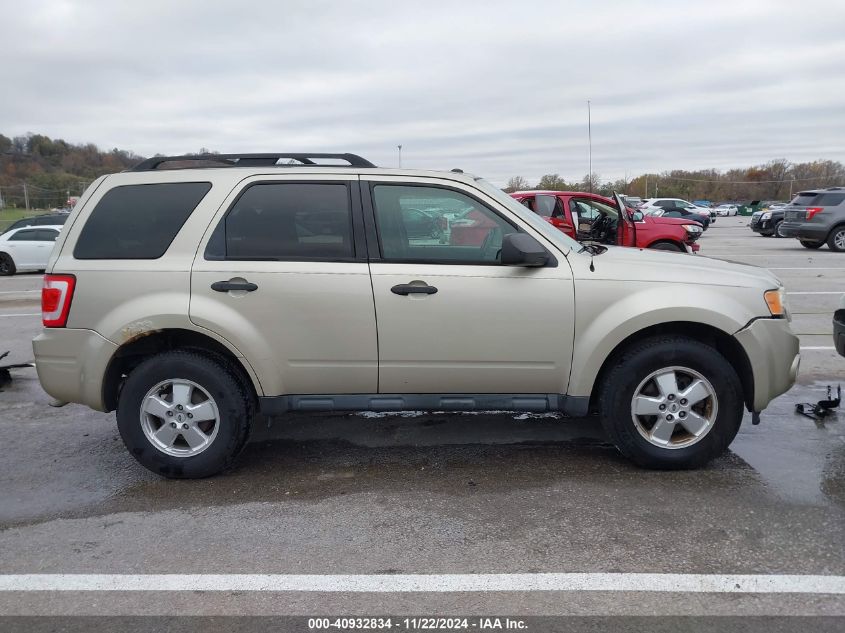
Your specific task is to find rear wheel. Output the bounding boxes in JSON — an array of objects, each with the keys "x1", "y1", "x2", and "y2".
[
  {"x1": 827, "y1": 226, "x2": 845, "y2": 252},
  {"x1": 800, "y1": 240, "x2": 824, "y2": 249},
  {"x1": 0, "y1": 253, "x2": 15, "y2": 276},
  {"x1": 599, "y1": 335, "x2": 743, "y2": 469},
  {"x1": 116, "y1": 350, "x2": 253, "y2": 478}
]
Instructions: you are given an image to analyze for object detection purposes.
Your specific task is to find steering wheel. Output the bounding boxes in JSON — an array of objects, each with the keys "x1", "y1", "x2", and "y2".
[{"x1": 590, "y1": 215, "x2": 612, "y2": 240}]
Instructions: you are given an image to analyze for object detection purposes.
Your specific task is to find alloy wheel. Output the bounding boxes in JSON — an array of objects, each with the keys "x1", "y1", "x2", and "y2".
[
  {"x1": 140, "y1": 379, "x2": 220, "y2": 457},
  {"x1": 630, "y1": 366, "x2": 718, "y2": 449}
]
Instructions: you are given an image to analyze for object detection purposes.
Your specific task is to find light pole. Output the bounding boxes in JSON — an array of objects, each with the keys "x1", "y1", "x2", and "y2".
[
  {"x1": 789, "y1": 177, "x2": 795, "y2": 200},
  {"x1": 587, "y1": 100, "x2": 592, "y2": 193},
  {"x1": 397, "y1": 145, "x2": 402, "y2": 168}
]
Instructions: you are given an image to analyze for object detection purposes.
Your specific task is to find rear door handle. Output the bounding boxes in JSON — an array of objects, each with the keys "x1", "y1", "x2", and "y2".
[
  {"x1": 391, "y1": 284, "x2": 438, "y2": 296},
  {"x1": 211, "y1": 281, "x2": 258, "y2": 292}
]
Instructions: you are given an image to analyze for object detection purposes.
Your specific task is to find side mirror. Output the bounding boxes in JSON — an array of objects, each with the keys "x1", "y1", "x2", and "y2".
[
  {"x1": 501, "y1": 233, "x2": 548, "y2": 267},
  {"x1": 630, "y1": 211, "x2": 644, "y2": 222}
]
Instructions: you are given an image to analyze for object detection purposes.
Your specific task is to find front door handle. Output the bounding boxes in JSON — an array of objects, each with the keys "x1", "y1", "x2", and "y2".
[
  {"x1": 391, "y1": 284, "x2": 438, "y2": 296},
  {"x1": 211, "y1": 280, "x2": 258, "y2": 292}
]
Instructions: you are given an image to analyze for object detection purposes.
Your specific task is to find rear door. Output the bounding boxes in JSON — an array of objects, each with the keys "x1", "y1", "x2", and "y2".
[
  {"x1": 189, "y1": 175, "x2": 378, "y2": 396},
  {"x1": 362, "y1": 176, "x2": 574, "y2": 395}
]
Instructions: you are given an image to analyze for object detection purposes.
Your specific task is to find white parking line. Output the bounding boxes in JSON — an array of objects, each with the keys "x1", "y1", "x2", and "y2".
[
  {"x1": 800, "y1": 346, "x2": 836, "y2": 350},
  {"x1": 0, "y1": 290, "x2": 39, "y2": 294},
  {"x1": 0, "y1": 313, "x2": 39, "y2": 318},
  {"x1": 786, "y1": 291, "x2": 844, "y2": 295},
  {"x1": 0, "y1": 573, "x2": 843, "y2": 594},
  {"x1": 770, "y1": 268, "x2": 845, "y2": 271}
]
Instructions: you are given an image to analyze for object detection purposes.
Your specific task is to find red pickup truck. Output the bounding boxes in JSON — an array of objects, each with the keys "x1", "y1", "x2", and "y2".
[{"x1": 510, "y1": 190, "x2": 702, "y2": 252}]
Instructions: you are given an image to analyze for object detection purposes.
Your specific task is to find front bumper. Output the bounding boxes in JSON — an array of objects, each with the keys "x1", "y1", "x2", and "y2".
[
  {"x1": 750, "y1": 217, "x2": 774, "y2": 233},
  {"x1": 32, "y1": 328, "x2": 117, "y2": 411},
  {"x1": 734, "y1": 318, "x2": 800, "y2": 412},
  {"x1": 778, "y1": 222, "x2": 828, "y2": 241},
  {"x1": 834, "y1": 309, "x2": 845, "y2": 357}
]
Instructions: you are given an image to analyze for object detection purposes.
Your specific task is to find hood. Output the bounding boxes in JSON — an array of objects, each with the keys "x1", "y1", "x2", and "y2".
[
  {"x1": 580, "y1": 244, "x2": 781, "y2": 290},
  {"x1": 643, "y1": 214, "x2": 697, "y2": 227}
]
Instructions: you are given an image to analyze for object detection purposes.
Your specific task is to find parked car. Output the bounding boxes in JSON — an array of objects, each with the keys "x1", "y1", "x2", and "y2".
[
  {"x1": 33, "y1": 152, "x2": 799, "y2": 477},
  {"x1": 640, "y1": 199, "x2": 712, "y2": 229},
  {"x1": 749, "y1": 205, "x2": 788, "y2": 238},
  {"x1": 1, "y1": 213, "x2": 69, "y2": 235},
  {"x1": 511, "y1": 190, "x2": 702, "y2": 252},
  {"x1": 621, "y1": 195, "x2": 644, "y2": 208},
  {"x1": 714, "y1": 204, "x2": 739, "y2": 217},
  {"x1": 835, "y1": 294, "x2": 845, "y2": 357},
  {"x1": 0, "y1": 225, "x2": 62, "y2": 275},
  {"x1": 778, "y1": 188, "x2": 845, "y2": 251}
]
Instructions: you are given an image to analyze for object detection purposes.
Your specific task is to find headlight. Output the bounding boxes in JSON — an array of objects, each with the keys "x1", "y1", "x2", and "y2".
[
  {"x1": 764, "y1": 288, "x2": 787, "y2": 318},
  {"x1": 761, "y1": 212, "x2": 772, "y2": 220},
  {"x1": 682, "y1": 224, "x2": 703, "y2": 234}
]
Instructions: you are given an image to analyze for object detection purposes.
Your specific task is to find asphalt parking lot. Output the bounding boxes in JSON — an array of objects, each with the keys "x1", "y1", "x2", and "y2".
[{"x1": 0, "y1": 217, "x2": 842, "y2": 622}]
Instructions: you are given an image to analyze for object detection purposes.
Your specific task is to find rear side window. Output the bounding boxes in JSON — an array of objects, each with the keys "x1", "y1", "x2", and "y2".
[
  {"x1": 791, "y1": 193, "x2": 819, "y2": 206},
  {"x1": 205, "y1": 183, "x2": 353, "y2": 260},
  {"x1": 74, "y1": 182, "x2": 211, "y2": 259},
  {"x1": 813, "y1": 193, "x2": 845, "y2": 206},
  {"x1": 34, "y1": 229, "x2": 59, "y2": 241}
]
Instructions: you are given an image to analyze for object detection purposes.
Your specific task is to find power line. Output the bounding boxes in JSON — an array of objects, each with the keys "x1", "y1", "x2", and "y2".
[{"x1": 653, "y1": 175, "x2": 839, "y2": 184}]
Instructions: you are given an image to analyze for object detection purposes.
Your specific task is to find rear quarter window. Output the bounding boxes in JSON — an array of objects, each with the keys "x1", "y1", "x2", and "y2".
[{"x1": 73, "y1": 182, "x2": 211, "y2": 259}]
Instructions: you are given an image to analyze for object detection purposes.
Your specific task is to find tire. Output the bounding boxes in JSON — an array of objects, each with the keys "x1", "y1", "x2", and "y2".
[
  {"x1": 0, "y1": 253, "x2": 16, "y2": 276},
  {"x1": 116, "y1": 350, "x2": 253, "y2": 478},
  {"x1": 649, "y1": 241, "x2": 684, "y2": 252},
  {"x1": 598, "y1": 335, "x2": 743, "y2": 470},
  {"x1": 800, "y1": 240, "x2": 824, "y2": 249},
  {"x1": 827, "y1": 225, "x2": 845, "y2": 252},
  {"x1": 773, "y1": 221, "x2": 785, "y2": 238}
]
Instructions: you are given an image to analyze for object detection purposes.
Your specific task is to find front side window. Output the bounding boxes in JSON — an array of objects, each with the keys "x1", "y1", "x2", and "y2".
[
  {"x1": 8, "y1": 229, "x2": 39, "y2": 241},
  {"x1": 372, "y1": 185, "x2": 516, "y2": 264},
  {"x1": 74, "y1": 182, "x2": 211, "y2": 259},
  {"x1": 206, "y1": 182, "x2": 353, "y2": 260}
]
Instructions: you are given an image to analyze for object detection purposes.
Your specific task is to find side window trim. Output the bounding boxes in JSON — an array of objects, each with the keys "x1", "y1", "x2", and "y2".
[{"x1": 203, "y1": 179, "x2": 366, "y2": 263}]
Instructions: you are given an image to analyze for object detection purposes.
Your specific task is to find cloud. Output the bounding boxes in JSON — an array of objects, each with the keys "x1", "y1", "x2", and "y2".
[{"x1": 1, "y1": 0, "x2": 843, "y2": 184}]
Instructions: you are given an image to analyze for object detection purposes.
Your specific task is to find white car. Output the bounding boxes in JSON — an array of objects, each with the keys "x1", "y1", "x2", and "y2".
[
  {"x1": 715, "y1": 204, "x2": 739, "y2": 216},
  {"x1": 0, "y1": 225, "x2": 62, "y2": 275}
]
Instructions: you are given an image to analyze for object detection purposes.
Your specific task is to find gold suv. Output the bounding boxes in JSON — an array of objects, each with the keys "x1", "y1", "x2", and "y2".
[{"x1": 33, "y1": 153, "x2": 800, "y2": 478}]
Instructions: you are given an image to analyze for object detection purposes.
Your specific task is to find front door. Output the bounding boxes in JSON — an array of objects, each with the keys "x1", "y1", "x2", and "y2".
[
  {"x1": 363, "y1": 178, "x2": 574, "y2": 395},
  {"x1": 190, "y1": 176, "x2": 378, "y2": 396}
]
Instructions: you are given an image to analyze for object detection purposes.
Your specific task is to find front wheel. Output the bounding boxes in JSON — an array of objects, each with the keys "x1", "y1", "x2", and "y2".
[
  {"x1": 827, "y1": 226, "x2": 845, "y2": 252},
  {"x1": 0, "y1": 253, "x2": 16, "y2": 276},
  {"x1": 649, "y1": 241, "x2": 684, "y2": 252},
  {"x1": 774, "y1": 221, "x2": 786, "y2": 238},
  {"x1": 598, "y1": 335, "x2": 743, "y2": 469},
  {"x1": 116, "y1": 350, "x2": 253, "y2": 478},
  {"x1": 800, "y1": 240, "x2": 824, "y2": 249}
]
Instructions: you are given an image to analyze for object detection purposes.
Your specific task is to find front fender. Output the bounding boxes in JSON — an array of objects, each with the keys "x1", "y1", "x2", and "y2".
[{"x1": 567, "y1": 280, "x2": 756, "y2": 398}]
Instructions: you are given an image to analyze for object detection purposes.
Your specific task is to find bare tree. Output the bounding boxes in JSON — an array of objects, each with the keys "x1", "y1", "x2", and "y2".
[{"x1": 503, "y1": 176, "x2": 531, "y2": 193}]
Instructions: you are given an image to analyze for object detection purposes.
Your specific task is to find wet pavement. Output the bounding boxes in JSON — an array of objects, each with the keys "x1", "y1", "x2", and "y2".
[{"x1": 0, "y1": 219, "x2": 843, "y2": 617}]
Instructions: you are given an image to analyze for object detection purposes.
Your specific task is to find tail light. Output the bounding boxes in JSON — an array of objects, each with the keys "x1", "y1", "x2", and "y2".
[
  {"x1": 806, "y1": 207, "x2": 823, "y2": 220},
  {"x1": 42, "y1": 274, "x2": 76, "y2": 327}
]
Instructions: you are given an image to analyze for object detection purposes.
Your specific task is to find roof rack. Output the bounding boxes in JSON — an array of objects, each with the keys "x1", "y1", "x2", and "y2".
[{"x1": 130, "y1": 153, "x2": 376, "y2": 172}]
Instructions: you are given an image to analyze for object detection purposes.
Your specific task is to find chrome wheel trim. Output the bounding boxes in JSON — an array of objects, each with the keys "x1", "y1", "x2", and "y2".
[
  {"x1": 834, "y1": 229, "x2": 845, "y2": 250},
  {"x1": 630, "y1": 366, "x2": 718, "y2": 450},
  {"x1": 140, "y1": 379, "x2": 220, "y2": 457}
]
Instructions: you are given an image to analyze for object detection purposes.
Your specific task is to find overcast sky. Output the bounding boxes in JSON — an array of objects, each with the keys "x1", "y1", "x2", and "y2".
[{"x1": 2, "y1": 0, "x2": 843, "y2": 184}]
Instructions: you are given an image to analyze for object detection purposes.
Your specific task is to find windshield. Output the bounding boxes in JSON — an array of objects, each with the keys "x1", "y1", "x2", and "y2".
[{"x1": 473, "y1": 178, "x2": 579, "y2": 254}]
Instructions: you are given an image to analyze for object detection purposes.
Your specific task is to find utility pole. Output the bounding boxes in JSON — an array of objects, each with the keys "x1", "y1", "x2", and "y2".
[
  {"x1": 23, "y1": 182, "x2": 29, "y2": 211},
  {"x1": 644, "y1": 175, "x2": 648, "y2": 198},
  {"x1": 397, "y1": 145, "x2": 402, "y2": 168},
  {"x1": 0, "y1": 186, "x2": 4, "y2": 209},
  {"x1": 587, "y1": 100, "x2": 592, "y2": 193},
  {"x1": 789, "y1": 177, "x2": 795, "y2": 200}
]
